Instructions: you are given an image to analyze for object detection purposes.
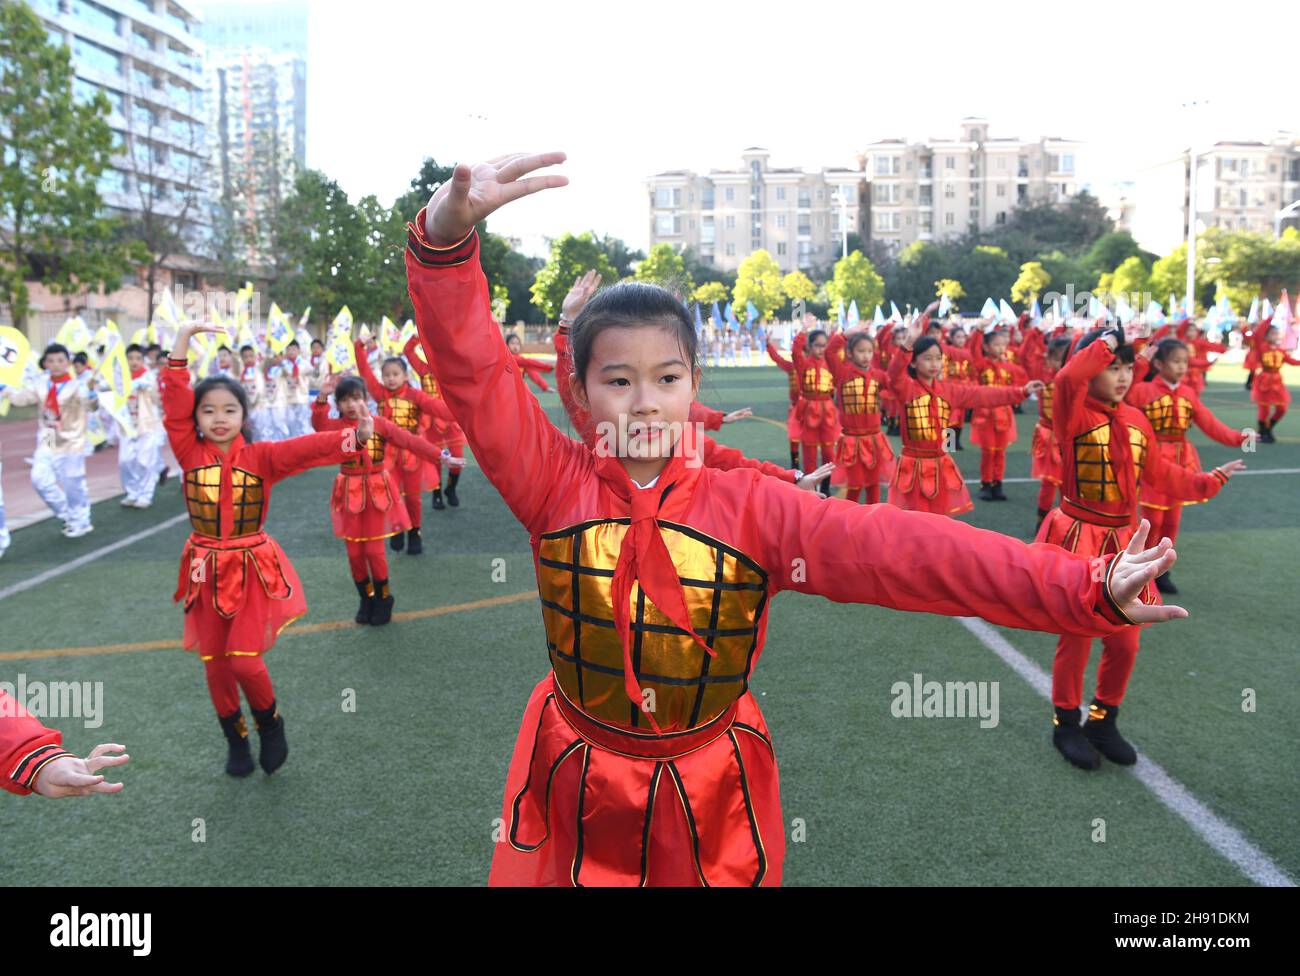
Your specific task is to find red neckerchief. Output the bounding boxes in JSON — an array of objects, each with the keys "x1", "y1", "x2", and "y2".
[
  {"x1": 45, "y1": 373, "x2": 71, "y2": 420},
  {"x1": 286, "y1": 357, "x2": 299, "y2": 380},
  {"x1": 1085, "y1": 395, "x2": 1137, "y2": 505},
  {"x1": 130, "y1": 366, "x2": 146, "y2": 380},
  {"x1": 592, "y1": 432, "x2": 709, "y2": 734},
  {"x1": 242, "y1": 365, "x2": 256, "y2": 383}
]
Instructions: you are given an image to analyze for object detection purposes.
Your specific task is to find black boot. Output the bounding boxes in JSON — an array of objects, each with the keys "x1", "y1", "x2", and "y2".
[
  {"x1": 406, "y1": 527, "x2": 423, "y2": 555},
  {"x1": 790, "y1": 445, "x2": 800, "y2": 469},
  {"x1": 370, "y1": 578, "x2": 394, "y2": 625},
  {"x1": 218, "y1": 711, "x2": 255, "y2": 777},
  {"x1": 991, "y1": 480, "x2": 1008, "y2": 501},
  {"x1": 431, "y1": 487, "x2": 445, "y2": 510},
  {"x1": 1245, "y1": 372, "x2": 1254, "y2": 391},
  {"x1": 1052, "y1": 707, "x2": 1101, "y2": 770},
  {"x1": 953, "y1": 427, "x2": 963, "y2": 451},
  {"x1": 978, "y1": 481, "x2": 994, "y2": 501},
  {"x1": 1082, "y1": 700, "x2": 1137, "y2": 766},
  {"x1": 354, "y1": 578, "x2": 374, "y2": 624},
  {"x1": 390, "y1": 529, "x2": 405, "y2": 552},
  {"x1": 1036, "y1": 507, "x2": 1050, "y2": 533},
  {"x1": 1154, "y1": 571, "x2": 1178, "y2": 595},
  {"x1": 252, "y1": 701, "x2": 288, "y2": 775},
  {"x1": 445, "y1": 469, "x2": 461, "y2": 507}
]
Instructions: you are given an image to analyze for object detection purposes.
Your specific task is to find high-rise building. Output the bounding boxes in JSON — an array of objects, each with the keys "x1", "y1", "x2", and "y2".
[
  {"x1": 647, "y1": 120, "x2": 1085, "y2": 273},
  {"x1": 647, "y1": 149, "x2": 865, "y2": 274},
  {"x1": 857, "y1": 118, "x2": 1083, "y2": 254},
  {"x1": 34, "y1": 0, "x2": 210, "y2": 252},
  {"x1": 200, "y1": 1, "x2": 308, "y2": 264},
  {"x1": 1188, "y1": 136, "x2": 1300, "y2": 237}
]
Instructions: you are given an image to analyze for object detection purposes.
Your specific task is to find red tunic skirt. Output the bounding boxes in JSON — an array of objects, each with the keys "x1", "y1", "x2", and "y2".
[
  {"x1": 330, "y1": 468, "x2": 412, "y2": 540},
  {"x1": 886, "y1": 448, "x2": 973, "y2": 516},
  {"x1": 795, "y1": 396, "x2": 841, "y2": 446},
  {"x1": 1251, "y1": 370, "x2": 1290, "y2": 407},
  {"x1": 1138, "y1": 437, "x2": 1214, "y2": 510},
  {"x1": 173, "y1": 532, "x2": 307, "y2": 658},
  {"x1": 971, "y1": 403, "x2": 1017, "y2": 450},
  {"x1": 834, "y1": 429, "x2": 895, "y2": 486}
]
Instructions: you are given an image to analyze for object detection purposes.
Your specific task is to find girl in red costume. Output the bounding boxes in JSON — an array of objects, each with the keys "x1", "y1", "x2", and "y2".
[
  {"x1": 825, "y1": 326, "x2": 895, "y2": 503},
  {"x1": 938, "y1": 322, "x2": 974, "y2": 451},
  {"x1": 163, "y1": 323, "x2": 365, "y2": 777},
  {"x1": 1249, "y1": 318, "x2": 1298, "y2": 443},
  {"x1": 1037, "y1": 327, "x2": 1244, "y2": 770},
  {"x1": 312, "y1": 373, "x2": 464, "y2": 624},
  {"x1": 885, "y1": 317, "x2": 1041, "y2": 516},
  {"x1": 402, "y1": 334, "x2": 470, "y2": 509},
  {"x1": 1021, "y1": 330, "x2": 1072, "y2": 530},
  {"x1": 356, "y1": 340, "x2": 444, "y2": 552},
  {"x1": 405, "y1": 152, "x2": 1180, "y2": 887},
  {"x1": 765, "y1": 332, "x2": 803, "y2": 468},
  {"x1": 968, "y1": 320, "x2": 1029, "y2": 500},
  {"x1": 505, "y1": 332, "x2": 556, "y2": 392},
  {"x1": 790, "y1": 327, "x2": 841, "y2": 495},
  {"x1": 2, "y1": 690, "x2": 127, "y2": 797},
  {"x1": 1125, "y1": 338, "x2": 1247, "y2": 594}
]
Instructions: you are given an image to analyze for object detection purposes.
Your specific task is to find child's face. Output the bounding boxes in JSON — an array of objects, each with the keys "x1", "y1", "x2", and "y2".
[
  {"x1": 241, "y1": 349, "x2": 256, "y2": 367},
  {"x1": 380, "y1": 362, "x2": 407, "y2": 390},
  {"x1": 1158, "y1": 347, "x2": 1189, "y2": 384},
  {"x1": 1267, "y1": 326, "x2": 1280, "y2": 345},
  {"x1": 45, "y1": 352, "x2": 70, "y2": 376},
  {"x1": 285, "y1": 344, "x2": 300, "y2": 359},
  {"x1": 809, "y1": 334, "x2": 828, "y2": 358},
  {"x1": 949, "y1": 330, "x2": 967, "y2": 347},
  {"x1": 1088, "y1": 355, "x2": 1134, "y2": 403},
  {"x1": 196, "y1": 387, "x2": 244, "y2": 445},
  {"x1": 311, "y1": 341, "x2": 323, "y2": 356},
  {"x1": 850, "y1": 339, "x2": 874, "y2": 368},
  {"x1": 337, "y1": 394, "x2": 366, "y2": 420},
  {"x1": 506, "y1": 335, "x2": 522, "y2": 354},
  {"x1": 573, "y1": 323, "x2": 699, "y2": 460},
  {"x1": 987, "y1": 333, "x2": 1009, "y2": 358},
  {"x1": 914, "y1": 344, "x2": 944, "y2": 382},
  {"x1": 218, "y1": 350, "x2": 232, "y2": 368},
  {"x1": 1045, "y1": 350, "x2": 1066, "y2": 371},
  {"x1": 127, "y1": 351, "x2": 145, "y2": 371}
]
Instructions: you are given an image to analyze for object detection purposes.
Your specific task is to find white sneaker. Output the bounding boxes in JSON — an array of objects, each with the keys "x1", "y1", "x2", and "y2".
[
  {"x1": 134, "y1": 500, "x2": 152, "y2": 509},
  {"x1": 63, "y1": 524, "x2": 94, "y2": 538},
  {"x1": 121, "y1": 497, "x2": 138, "y2": 508}
]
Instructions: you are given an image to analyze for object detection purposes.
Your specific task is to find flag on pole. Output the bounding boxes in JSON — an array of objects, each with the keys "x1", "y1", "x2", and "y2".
[
  {"x1": 1030, "y1": 298, "x2": 1043, "y2": 325},
  {"x1": 938, "y1": 293, "x2": 952, "y2": 318},
  {"x1": 330, "y1": 306, "x2": 353, "y2": 339},
  {"x1": 1247, "y1": 296, "x2": 1260, "y2": 324},
  {"x1": 381, "y1": 317, "x2": 402, "y2": 355},
  {"x1": 890, "y1": 301, "x2": 903, "y2": 322},
  {"x1": 693, "y1": 303, "x2": 704, "y2": 339},
  {"x1": 710, "y1": 302, "x2": 723, "y2": 330},
  {"x1": 1145, "y1": 301, "x2": 1165, "y2": 326},
  {"x1": 980, "y1": 297, "x2": 998, "y2": 320},
  {"x1": 95, "y1": 338, "x2": 136, "y2": 438},
  {"x1": 872, "y1": 305, "x2": 885, "y2": 330},
  {"x1": 0, "y1": 326, "x2": 31, "y2": 388},
  {"x1": 324, "y1": 332, "x2": 356, "y2": 372},
  {"x1": 847, "y1": 300, "x2": 859, "y2": 329},
  {"x1": 266, "y1": 303, "x2": 294, "y2": 355},
  {"x1": 745, "y1": 300, "x2": 759, "y2": 325},
  {"x1": 1262, "y1": 297, "x2": 1274, "y2": 321}
]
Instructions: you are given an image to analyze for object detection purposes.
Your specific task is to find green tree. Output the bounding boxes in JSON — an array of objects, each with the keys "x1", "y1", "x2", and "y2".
[
  {"x1": 1010, "y1": 261, "x2": 1051, "y2": 304},
  {"x1": 596, "y1": 233, "x2": 644, "y2": 280},
  {"x1": 692, "y1": 280, "x2": 729, "y2": 306},
  {"x1": 781, "y1": 270, "x2": 817, "y2": 309},
  {"x1": 530, "y1": 232, "x2": 615, "y2": 319},
  {"x1": 0, "y1": 0, "x2": 141, "y2": 337},
  {"x1": 1106, "y1": 255, "x2": 1152, "y2": 305},
  {"x1": 825, "y1": 250, "x2": 885, "y2": 315},
  {"x1": 1080, "y1": 231, "x2": 1155, "y2": 282},
  {"x1": 273, "y1": 170, "x2": 370, "y2": 327},
  {"x1": 635, "y1": 243, "x2": 692, "y2": 292},
  {"x1": 732, "y1": 249, "x2": 785, "y2": 322}
]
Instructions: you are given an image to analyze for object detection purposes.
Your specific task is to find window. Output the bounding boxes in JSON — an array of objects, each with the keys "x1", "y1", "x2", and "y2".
[
  {"x1": 73, "y1": 36, "x2": 122, "y2": 75},
  {"x1": 702, "y1": 187, "x2": 714, "y2": 209},
  {"x1": 944, "y1": 213, "x2": 955, "y2": 226},
  {"x1": 920, "y1": 213, "x2": 933, "y2": 230},
  {"x1": 776, "y1": 214, "x2": 786, "y2": 228},
  {"x1": 751, "y1": 161, "x2": 761, "y2": 180},
  {"x1": 72, "y1": 0, "x2": 120, "y2": 36},
  {"x1": 655, "y1": 214, "x2": 681, "y2": 236},
  {"x1": 817, "y1": 189, "x2": 824, "y2": 200},
  {"x1": 798, "y1": 220, "x2": 811, "y2": 235},
  {"x1": 97, "y1": 168, "x2": 127, "y2": 195},
  {"x1": 798, "y1": 189, "x2": 811, "y2": 207},
  {"x1": 1240, "y1": 189, "x2": 1247, "y2": 207},
  {"x1": 777, "y1": 242, "x2": 787, "y2": 255},
  {"x1": 874, "y1": 183, "x2": 900, "y2": 204},
  {"x1": 726, "y1": 244, "x2": 735, "y2": 256},
  {"x1": 132, "y1": 103, "x2": 157, "y2": 130},
  {"x1": 944, "y1": 183, "x2": 955, "y2": 199},
  {"x1": 996, "y1": 183, "x2": 1005, "y2": 197},
  {"x1": 688, "y1": 191, "x2": 694, "y2": 204},
  {"x1": 905, "y1": 188, "x2": 913, "y2": 200},
  {"x1": 776, "y1": 186, "x2": 786, "y2": 201},
  {"x1": 724, "y1": 187, "x2": 734, "y2": 202},
  {"x1": 874, "y1": 212, "x2": 900, "y2": 232},
  {"x1": 996, "y1": 212, "x2": 1007, "y2": 225},
  {"x1": 654, "y1": 187, "x2": 680, "y2": 208},
  {"x1": 919, "y1": 187, "x2": 932, "y2": 206},
  {"x1": 945, "y1": 156, "x2": 955, "y2": 170},
  {"x1": 875, "y1": 156, "x2": 900, "y2": 176},
  {"x1": 725, "y1": 215, "x2": 735, "y2": 229},
  {"x1": 701, "y1": 216, "x2": 715, "y2": 244}
]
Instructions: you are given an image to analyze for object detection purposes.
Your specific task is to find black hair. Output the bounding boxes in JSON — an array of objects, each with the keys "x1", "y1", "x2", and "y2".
[
  {"x1": 908, "y1": 336, "x2": 942, "y2": 377},
  {"x1": 145, "y1": 343, "x2": 162, "y2": 354},
  {"x1": 41, "y1": 342, "x2": 70, "y2": 366},
  {"x1": 125, "y1": 343, "x2": 144, "y2": 356},
  {"x1": 335, "y1": 376, "x2": 367, "y2": 402},
  {"x1": 239, "y1": 344, "x2": 254, "y2": 354},
  {"x1": 1045, "y1": 337, "x2": 1072, "y2": 363},
  {"x1": 982, "y1": 328, "x2": 1008, "y2": 352},
  {"x1": 1072, "y1": 326, "x2": 1134, "y2": 365},
  {"x1": 1153, "y1": 338, "x2": 1188, "y2": 363},
  {"x1": 218, "y1": 344, "x2": 231, "y2": 353},
  {"x1": 192, "y1": 375, "x2": 254, "y2": 442},
  {"x1": 72, "y1": 352, "x2": 89, "y2": 367},
  {"x1": 847, "y1": 332, "x2": 875, "y2": 357},
  {"x1": 310, "y1": 338, "x2": 323, "y2": 349},
  {"x1": 286, "y1": 340, "x2": 300, "y2": 351},
  {"x1": 807, "y1": 329, "x2": 828, "y2": 348},
  {"x1": 381, "y1": 356, "x2": 407, "y2": 374},
  {"x1": 570, "y1": 280, "x2": 698, "y2": 385},
  {"x1": 505, "y1": 332, "x2": 522, "y2": 348}
]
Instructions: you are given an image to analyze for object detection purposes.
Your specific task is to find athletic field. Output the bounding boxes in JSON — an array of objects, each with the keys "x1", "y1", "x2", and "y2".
[{"x1": 1, "y1": 361, "x2": 1295, "y2": 886}]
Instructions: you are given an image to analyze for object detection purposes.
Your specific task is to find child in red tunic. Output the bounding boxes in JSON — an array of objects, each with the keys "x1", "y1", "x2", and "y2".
[
  {"x1": 1125, "y1": 337, "x2": 1246, "y2": 594},
  {"x1": 163, "y1": 323, "x2": 364, "y2": 777},
  {"x1": 765, "y1": 335, "x2": 803, "y2": 468},
  {"x1": 1021, "y1": 331, "x2": 1072, "y2": 530},
  {"x1": 505, "y1": 332, "x2": 556, "y2": 392},
  {"x1": 402, "y1": 334, "x2": 470, "y2": 508},
  {"x1": 1249, "y1": 318, "x2": 1298, "y2": 442},
  {"x1": 1037, "y1": 327, "x2": 1244, "y2": 770},
  {"x1": 790, "y1": 328, "x2": 841, "y2": 494},
  {"x1": 825, "y1": 328, "x2": 895, "y2": 503},
  {"x1": 968, "y1": 321, "x2": 1029, "y2": 500},
  {"x1": 885, "y1": 319, "x2": 1041, "y2": 516},
  {"x1": 405, "y1": 153, "x2": 1179, "y2": 886},
  {"x1": 311, "y1": 374, "x2": 461, "y2": 624},
  {"x1": 356, "y1": 340, "x2": 446, "y2": 552}
]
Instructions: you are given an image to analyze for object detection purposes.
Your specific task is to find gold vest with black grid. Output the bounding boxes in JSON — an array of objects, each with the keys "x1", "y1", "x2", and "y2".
[
  {"x1": 344, "y1": 432, "x2": 387, "y2": 469},
  {"x1": 1072, "y1": 423, "x2": 1149, "y2": 502},
  {"x1": 385, "y1": 396, "x2": 420, "y2": 433},
  {"x1": 839, "y1": 375, "x2": 880, "y2": 416},
  {"x1": 420, "y1": 373, "x2": 440, "y2": 396},
  {"x1": 800, "y1": 363, "x2": 833, "y2": 397},
  {"x1": 1261, "y1": 349, "x2": 1284, "y2": 372},
  {"x1": 904, "y1": 393, "x2": 952, "y2": 442},
  {"x1": 1142, "y1": 392, "x2": 1192, "y2": 437},
  {"x1": 536, "y1": 518, "x2": 768, "y2": 733},
  {"x1": 184, "y1": 465, "x2": 265, "y2": 538},
  {"x1": 1039, "y1": 382, "x2": 1055, "y2": 423}
]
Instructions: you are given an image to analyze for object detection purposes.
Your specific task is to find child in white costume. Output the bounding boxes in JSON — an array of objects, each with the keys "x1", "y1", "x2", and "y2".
[
  {"x1": 2, "y1": 343, "x2": 96, "y2": 537},
  {"x1": 114, "y1": 343, "x2": 168, "y2": 508}
]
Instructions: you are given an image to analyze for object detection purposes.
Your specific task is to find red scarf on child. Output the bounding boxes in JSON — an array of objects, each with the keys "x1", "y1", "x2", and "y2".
[{"x1": 44, "y1": 373, "x2": 71, "y2": 420}]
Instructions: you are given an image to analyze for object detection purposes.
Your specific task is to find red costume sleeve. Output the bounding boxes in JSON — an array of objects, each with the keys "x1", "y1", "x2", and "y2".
[
  {"x1": 744, "y1": 470, "x2": 1131, "y2": 637},
  {"x1": 406, "y1": 223, "x2": 589, "y2": 533},
  {"x1": 553, "y1": 325, "x2": 597, "y2": 443},
  {"x1": 790, "y1": 331, "x2": 808, "y2": 372},
  {"x1": 354, "y1": 340, "x2": 388, "y2": 402},
  {"x1": 245, "y1": 429, "x2": 361, "y2": 485},
  {"x1": 1190, "y1": 395, "x2": 1247, "y2": 448},
  {"x1": 1, "y1": 691, "x2": 74, "y2": 796},
  {"x1": 160, "y1": 360, "x2": 202, "y2": 467},
  {"x1": 403, "y1": 386, "x2": 455, "y2": 425},
  {"x1": 1134, "y1": 411, "x2": 1228, "y2": 502},
  {"x1": 704, "y1": 439, "x2": 797, "y2": 482},
  {"x1": 1053, "y1": 338, "x2": 1111, "y2": 439},
  {"x1": 688, "y1": 401, "x2": 726, "y2": 430},
  {"x1": 824, "y1": 332, "x2": 852, "y2": 384},
  {"x1": 374, "y1": 414, "x2": 447, "y2": 464},
  {"x1": 765, "y1": 339, "x2": 793, "y2": 373},
  {"x1": 310, "y1": 400, "x2": 342, "y2": 431},
  {"x1": 942, "y1": 379, "x2": 1027, "y2": 411},
  {"x1": 403, "y1": 335, "x2": 432, "y2": 377},
  {"x1": 885, "y1": 341, "x2": 912, "y2": 396}
]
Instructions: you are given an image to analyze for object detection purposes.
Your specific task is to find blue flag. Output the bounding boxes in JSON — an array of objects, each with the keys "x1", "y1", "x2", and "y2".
[{"x1": 745, "y1": 300, "x2": 759, "y2": 325}]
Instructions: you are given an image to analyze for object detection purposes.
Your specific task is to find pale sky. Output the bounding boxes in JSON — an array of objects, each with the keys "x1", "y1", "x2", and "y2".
[{"x1": 196, "y1": 0, "x2": 1298, "y2": 257}]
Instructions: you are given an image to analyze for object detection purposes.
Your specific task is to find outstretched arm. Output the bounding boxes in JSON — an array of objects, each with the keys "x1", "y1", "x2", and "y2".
[{"x1": 353, "y1": 339, "x2": 387, "y2": 401}]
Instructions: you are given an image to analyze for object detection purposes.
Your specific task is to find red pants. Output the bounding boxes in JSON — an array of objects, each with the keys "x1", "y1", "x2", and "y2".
[
  {"x1": 1037, "y1": 480, "x2": 1058, "y2": 512},
  {"x1": 844, "y1": 484, "x2": 881, "y2": 504},
  {"x1": 346, "y1": 538, "x2": 388, "y2": 581},
  {"x1": 204, "y1": 655, "x2": 275, "y2": 716},
  {"x1": 979, "y1": 448, "x2": 1006, "y2": 482},
  {"x1": 801, "y1": 442, "x2": 834, "y2": 473},
  {"x1": 399, "y1": 466, "x2": 422, "y2": 528},
  {"x1": 1258, "y1": 404, "x2": 1286, "y2": 424},
  {"x1": 1141, "y1": 504, "x2": 1183, "y2": 547},
  {"x1": 1051, "y1": 627, "x2": 1141, "y2": 710}
]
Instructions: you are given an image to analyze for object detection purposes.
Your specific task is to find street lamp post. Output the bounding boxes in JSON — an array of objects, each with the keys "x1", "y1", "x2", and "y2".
[{"x1": 1182, "y1": 99, "x2": 1210, "y2": 316}]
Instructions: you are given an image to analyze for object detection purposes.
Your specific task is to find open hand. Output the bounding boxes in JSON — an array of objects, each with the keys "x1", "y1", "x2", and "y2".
[
  {"x1": 1108, "y1": 520, "x2": 1185, "y2": 623},
  {"x1": 33, "y1": 744, "x2": 128, "y2": 797},
  {"x1": 423, "y1": 152, "x2": 568, "y2": 248},
  {"x1": 722, "y1": 408, "x2": 753, "y2": 423},
  {"x1": 796, "y1": 462, "x2": 835, "y2": 492},
  {"x1": 562, "y1": 269, "x2": 602, "y2": 321}
]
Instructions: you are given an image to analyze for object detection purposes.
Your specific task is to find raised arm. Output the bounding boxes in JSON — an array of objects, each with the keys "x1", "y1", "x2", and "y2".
[
  {"x1": 373, "y1": 414, "x2": 448, "y2": 465},
  {"x1": 353, "y1": 339, "x2": 387, "y2": 401},
  {"x1": 944, "y1": 379, "x2": 1030, "y2": 411},
  {"x1": 160, "y1": 358, "x2": 201, "y2": 465},
  {"x1": 552, "y1": 324, "x2": 598, "y2": 444},
  {"x1": 247, "y1": 429, "x2": 361, "y2": 484},
  {"x1": 1052, "y1": 336, "x2": 1113, "y2": 440},
  {"x1": 403, "y1": 334, "x2": 432, "y2": 378},
  {"x1": 766, "y1": 338, "x2": 793, "y2": 373}
]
